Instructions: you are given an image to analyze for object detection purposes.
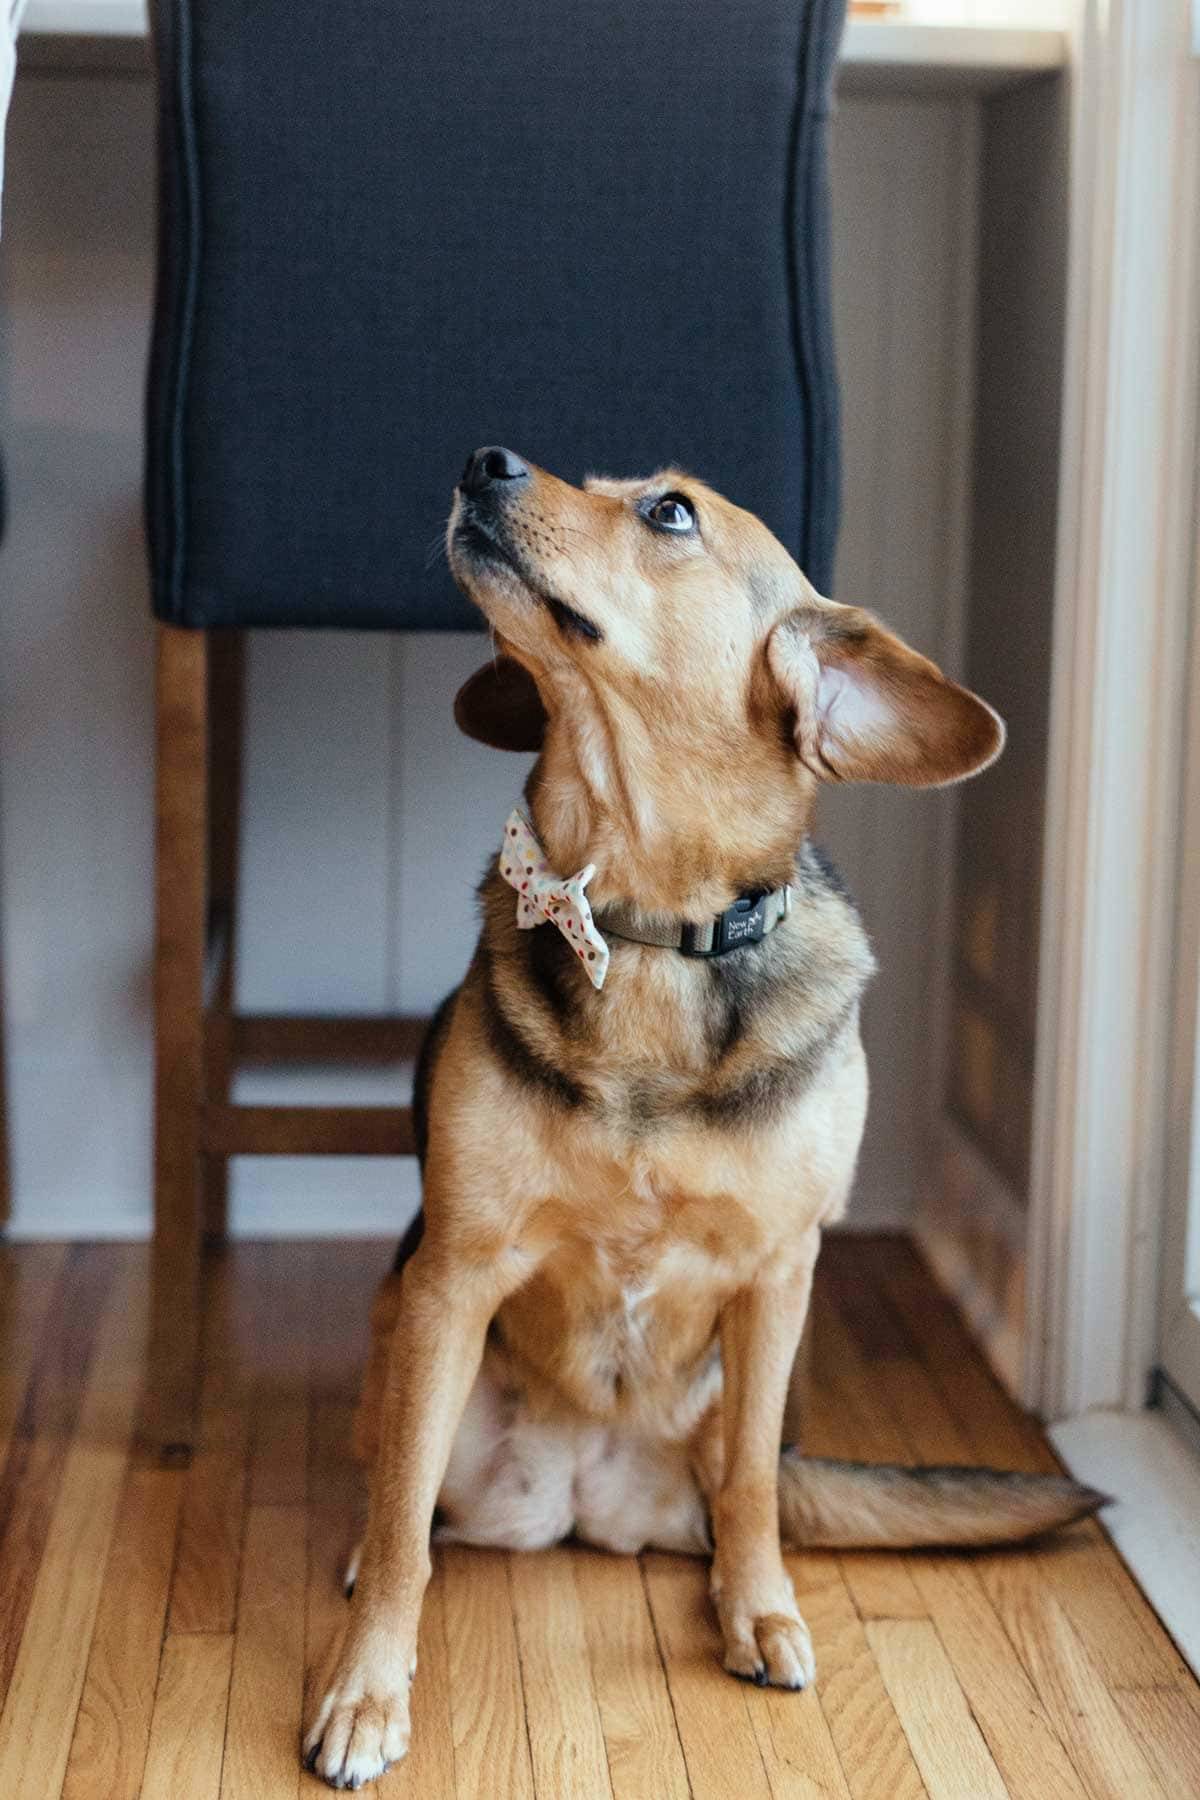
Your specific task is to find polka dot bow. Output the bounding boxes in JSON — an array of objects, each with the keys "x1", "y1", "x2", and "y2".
[{"x1": 499, "y1": 808, "x2": 610, "y2": 990}]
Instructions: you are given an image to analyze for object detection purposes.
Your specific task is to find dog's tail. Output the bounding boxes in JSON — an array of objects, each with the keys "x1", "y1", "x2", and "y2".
[{"x1": 778, "y1": 1450, "x2": 1107, "y2": 1550}]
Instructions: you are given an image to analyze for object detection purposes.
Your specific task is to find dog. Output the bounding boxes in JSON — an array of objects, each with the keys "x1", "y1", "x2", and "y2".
[{"x1": 303, "y1": 448, "x2": 1103, "y2": 1788}]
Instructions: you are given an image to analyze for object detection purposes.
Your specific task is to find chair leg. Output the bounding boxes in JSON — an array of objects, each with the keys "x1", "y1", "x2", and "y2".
[
  {"x1": 202, "y1": 630, "x2": 244, "y2": 1244},
  {"x1": 151, "y1": 623, "x2": 209, "y2": 1456}
]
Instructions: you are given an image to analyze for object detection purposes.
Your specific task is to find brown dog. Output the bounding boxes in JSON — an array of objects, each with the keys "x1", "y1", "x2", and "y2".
[{"x1": 303, "y1": 450, "x2": 1102, "y2": 1788}]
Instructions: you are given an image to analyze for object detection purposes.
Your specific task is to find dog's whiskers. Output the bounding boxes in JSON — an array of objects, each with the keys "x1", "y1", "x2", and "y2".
[{"x1": 550, "y1": 521, "x2": 607, "y2": 555}]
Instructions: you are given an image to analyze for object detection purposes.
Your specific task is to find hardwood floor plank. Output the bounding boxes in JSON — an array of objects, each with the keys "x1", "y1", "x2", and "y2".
[
  {"x1": 0, "y1": 1246, "x2": 116, "y2": 1707},
  {"x1": 440, "y1": 1546, "x2": 535, "y2": 1800},
  {"x1": 61, "y1": 1464, "x2": 185, "y2": 1800},
  {"x1": 982, "y1": 1584, "x2": 1169, "y2": 1800},
  {"x1": 0, "y1": 1234, "x2": 1193, "y2": 1800},
  {"x1": 864, "y1": 1239, "x2": 1050, "y2": 1475},
  {"x1": 509, "y1": 1547, "x2": 613, "y2": 1799},
  {"x1": 641, "y1": 1551, "x2": 773, "y2": 1800},
  {"x1": 250, "y1": 1243, "x2": 313, "y2": 1509},
  {"x1": 573, "y1": 1551, "x2": 690, "y2": 1800},
  {"x1": 300, "y1": 1504, "x2": 458, "y2": 1800},
  {"x1": 809, "y1": 1298, "x2": 912, "y2": 1463},
  {"x1": 743, "y1": 1658, "x2": 853, "y2": 1799},
  {"x1": 806, "y1": 1300, "x2": 929, "y2": 1626},
  {"x1": 789, "y1": 1552, "x2": 927, "y2": 1800},
  {"x1": 169, "y1": 1253, "x2": 253, "y2": 1634},
  {"x1": 376, "y1": 1559, "x2": 457, "y2": 1799},
  {"x1": 308, "y1": 1242, "x2": 384, "y2": 1518},
  {"x1": 999, "y1": 1530, "x2": 1193, "y2": 1693},
  {"x1": 303, "y1": 1504, "x2": 358, "y2": 1688},
  {"x1": 0, "y1": 1249, "x2": 144, "y2": 1800},
  {"x1": 862, "y1": 1242, "x2": 1190, "y2": 1684},
  {"x1": 836, "y1": 1554, "x2": 927, "y2": 1623},
  {"x1": 141, "y1": 1634, "x2": 236, "y2": 1800},
  {"x1": 866, "y1": 1617, "x2": 1008, "y2": 1800},
  {"x1": 859, "y1": 1241, "x2": 1194, "y2": 1683},
  {"x1": 304, "y1": 1248, "x2": 457, "y2": 1798},
  {"x1": 905, "y1": 1554, "x2": 1088, "y2": 1800},
  {"x1": 302, "y1": 1501, "x2": 356, "y2": 1798},
  {"x1": 0, "y1": 1245, "x2": 67, "y2": 1458},
  {"x1": 1112, "y1": 1684, "x2": 1200, "y2": 1798},
  {"x1": 818, "y1": 1251, "x2": 977, "y2": 1467},
  {"x1": 220, "y1": 1504, "x2": 307, "y2": 1800}
]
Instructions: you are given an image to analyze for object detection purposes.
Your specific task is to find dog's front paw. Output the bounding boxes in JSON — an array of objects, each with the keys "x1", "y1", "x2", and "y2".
[
  {"x1": 303, "y1": 1634, "x2": 414, "y2": 1789},
  {"x1": 713, "y1": 1568, "x2": 815, "y2": 1691}
]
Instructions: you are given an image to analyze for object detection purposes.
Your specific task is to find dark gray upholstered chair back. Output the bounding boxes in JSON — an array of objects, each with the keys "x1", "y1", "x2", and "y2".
[{"x1": 146, "y1": 0, "x2": 846, "y2": 631}]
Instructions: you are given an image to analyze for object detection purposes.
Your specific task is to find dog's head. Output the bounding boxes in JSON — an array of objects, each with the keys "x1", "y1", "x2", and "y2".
[{"x1": 448, "y1": 447, "x2": 1003, "y2": 911}]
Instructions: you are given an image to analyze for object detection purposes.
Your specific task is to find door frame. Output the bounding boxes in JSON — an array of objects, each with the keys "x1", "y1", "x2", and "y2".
[
  {"x1": 1158, "y1": 395, "x2": 1200, "y2": 1405},
  {"x1": 1028, "y1": 0, "x2": 1200, "y2": 1420}
]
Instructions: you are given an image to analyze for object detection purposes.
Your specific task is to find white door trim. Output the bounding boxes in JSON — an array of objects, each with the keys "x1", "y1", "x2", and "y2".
[
  {"x1": 1159, "y1": 295, "x2": 1200, "y2": 1405},
  {"x1": 1028, "y1": 0, "x2": 1200, "y2": 1420},
  {"x1": 1049, "y1": 1407, "x2": 1200, "y2": 1678}
]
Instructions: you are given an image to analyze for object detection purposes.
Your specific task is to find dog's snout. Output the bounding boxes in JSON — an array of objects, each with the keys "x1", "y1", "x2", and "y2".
[{"x1": 460, "y1": 446, "x2": 530, "y2": 497}]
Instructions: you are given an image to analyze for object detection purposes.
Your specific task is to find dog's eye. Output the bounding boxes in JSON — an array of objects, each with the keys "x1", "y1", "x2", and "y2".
[{"x1": 644, "y1": 493, "x2": 696, "y2": 533}]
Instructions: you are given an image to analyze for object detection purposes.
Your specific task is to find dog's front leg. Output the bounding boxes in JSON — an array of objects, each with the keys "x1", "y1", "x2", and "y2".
[
  {"x1": 712, "y1": 1224, "x2": 821, "y2": 1691},
  {"x1": 303, "y1": 1242, "x2": 519, "y2": 1788}
]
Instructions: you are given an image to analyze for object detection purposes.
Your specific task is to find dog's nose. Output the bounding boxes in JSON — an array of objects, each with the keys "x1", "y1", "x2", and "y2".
[{"x1": 460, "y1": 446, "x2": 530, "y2": 496}]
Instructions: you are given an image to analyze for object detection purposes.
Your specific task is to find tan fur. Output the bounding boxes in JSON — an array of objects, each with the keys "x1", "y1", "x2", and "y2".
[{"x1": 303, "y1": 458, "x2": 1096, "y2": 1789}]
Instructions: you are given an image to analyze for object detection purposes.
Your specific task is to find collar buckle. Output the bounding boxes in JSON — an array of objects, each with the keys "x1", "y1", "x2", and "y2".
[{"x1": 680, "y1": 890, "x2": 770, "y2": 959}]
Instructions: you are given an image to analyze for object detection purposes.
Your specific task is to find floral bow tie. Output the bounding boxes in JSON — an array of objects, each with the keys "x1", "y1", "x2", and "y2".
[{"x1": 498, "y1": 808, "x2": 610, "y2": 990}]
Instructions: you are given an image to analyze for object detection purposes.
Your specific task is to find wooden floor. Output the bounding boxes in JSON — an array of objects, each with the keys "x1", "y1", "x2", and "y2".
[{"x1": 0, "y1": 1235, "x2": 1197, "y2": 1800}]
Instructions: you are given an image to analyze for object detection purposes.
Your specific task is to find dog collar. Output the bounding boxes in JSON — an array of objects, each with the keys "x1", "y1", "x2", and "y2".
[
  {"x1": 498, "y1": 808, "x2": 791, "y2": 989},
  {"x1": 594, "y1": 885, "x2": 792, "y2": 958}
]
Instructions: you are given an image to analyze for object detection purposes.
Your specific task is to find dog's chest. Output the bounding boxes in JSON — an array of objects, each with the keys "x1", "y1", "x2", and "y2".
[{"x1": 497, "y1": 1171, "x2": 766, "y2": 1424}]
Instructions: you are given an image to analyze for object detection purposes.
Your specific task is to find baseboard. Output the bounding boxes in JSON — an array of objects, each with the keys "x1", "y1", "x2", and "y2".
[
  {"x1": 914, "y1": 1117, "x2": 1027, "y2": 1400},
  {"x1": 1050, "y1": 1408, "x2": 1200, "y2": 1681},
  {"x1": 4, "y1": 1203, "x2": 151, "y2": 1241},
  {"x1": 829, "y1": 1188, "x2": 914, "y2": 1231}
]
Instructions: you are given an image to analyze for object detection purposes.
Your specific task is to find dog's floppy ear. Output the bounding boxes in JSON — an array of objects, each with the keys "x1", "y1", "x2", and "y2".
[
  {"x1": 767, "y1": 601, "x2": 1004, "y2": 787},
  {"x1": 454, "y1": 656, "x2": 547, "y2": 752}
]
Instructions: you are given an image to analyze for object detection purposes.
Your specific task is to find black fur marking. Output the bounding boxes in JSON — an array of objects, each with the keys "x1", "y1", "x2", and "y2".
[
  {"x1": 799, "y1": 840, "x2": 854, "y2": 905},
  {"x1": 700, "y1": 842, "x2": 859, "y2": 1069},
  {"x1": 703, "y1": 940, "x2": 768, "y2": 1062},
  {"x1": 525, "y1": 917, "x2": 579, "y2": 1024},
  {"x1": 480, "y1": 950, "x2": 587, "y2": 1110},
  {"x1": 690, "y1": 1002, "x2": 856, "y2": 1128},
  {"x1": 412, "y1": 989, "x2": 458, "y2": 1170},
  {"x1": 390, "y1": 1208, "x2": 426, "y2": 1277},
  {"x1": 625, "y1": 1077, "x2": 665, "y2": 1131},
  {"x1": 545, "y1": 596, "x2": 603, "y2": 642}
]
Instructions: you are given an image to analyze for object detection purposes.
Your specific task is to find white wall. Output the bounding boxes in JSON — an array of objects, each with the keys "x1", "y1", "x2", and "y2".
[{"x1": 0, "y1": 69, "x2": 976, "y2": 1237}]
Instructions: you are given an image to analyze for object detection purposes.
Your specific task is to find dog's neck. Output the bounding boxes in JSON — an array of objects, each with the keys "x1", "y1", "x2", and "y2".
[{"x1": 525, "y1": 717, "x2": 812, "y2": 921}]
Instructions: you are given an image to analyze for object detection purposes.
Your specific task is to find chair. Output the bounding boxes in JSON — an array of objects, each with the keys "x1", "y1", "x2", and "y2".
[{"x1": 145, "y1": 0, "x2": 848, "y2": 1451}]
